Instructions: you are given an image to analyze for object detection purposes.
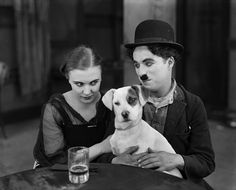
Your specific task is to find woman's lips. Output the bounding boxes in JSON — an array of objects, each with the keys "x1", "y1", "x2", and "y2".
[{"x1": 82, "y1": 95, "x2": 93, "y2": 100}]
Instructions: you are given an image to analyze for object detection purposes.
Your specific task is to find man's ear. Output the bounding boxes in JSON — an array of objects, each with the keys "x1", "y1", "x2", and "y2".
[
  {"x1": 131, "y1": 85, "x2": 149, "y2": 106},
  {"x1": 168, "y1": 56, "x2": 175, "y2": 68},
  {"x1": 102, "y1": 89, "x2": 116, "y2": 110}
]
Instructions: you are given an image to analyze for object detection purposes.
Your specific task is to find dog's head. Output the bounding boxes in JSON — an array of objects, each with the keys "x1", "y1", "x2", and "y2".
[{"x1": 102, "y1": 85, "x2": 149, "y2": 129}]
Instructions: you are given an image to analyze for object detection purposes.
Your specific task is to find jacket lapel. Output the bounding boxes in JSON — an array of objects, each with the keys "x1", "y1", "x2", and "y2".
[{"x1": 164, "y1": 87, "x2": 187, "y2": 136}]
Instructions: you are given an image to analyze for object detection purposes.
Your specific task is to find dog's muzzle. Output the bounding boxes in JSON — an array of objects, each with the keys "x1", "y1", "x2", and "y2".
[{"x1": 121, "y1": 111, "x2": 129, "y2": 120}]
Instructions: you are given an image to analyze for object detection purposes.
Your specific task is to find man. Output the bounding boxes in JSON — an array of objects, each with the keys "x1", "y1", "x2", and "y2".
[
  {"x1": 98, "y1": 19, "x2": 215, "y2": 189},
  {"x1": 123, "y1": 20, "x2": 215, "y2": 184}
]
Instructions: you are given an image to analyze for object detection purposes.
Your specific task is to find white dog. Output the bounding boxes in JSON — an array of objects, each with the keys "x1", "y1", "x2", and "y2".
[{"x1": 102, "y1": 85, "x2": 182, "y2": 178}]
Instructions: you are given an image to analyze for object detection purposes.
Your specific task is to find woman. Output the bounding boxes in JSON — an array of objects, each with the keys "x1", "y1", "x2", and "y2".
[{"x1": 34, "y1": 45, "x2": 114, "y2": 167}]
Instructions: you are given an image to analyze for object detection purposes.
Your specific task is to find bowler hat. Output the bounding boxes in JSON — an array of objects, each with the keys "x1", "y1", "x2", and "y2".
[{"x1": 125, "y1": 19, "x2": 184, "y2": 52}]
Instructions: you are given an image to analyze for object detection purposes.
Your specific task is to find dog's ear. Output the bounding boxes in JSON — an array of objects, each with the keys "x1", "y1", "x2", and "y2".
[
  {"x1": 131, "y1": 85, "x2": 149, "y2": 106},
  {"x1": 102, "y1": 88, "x2": 116, "y2": 110}
]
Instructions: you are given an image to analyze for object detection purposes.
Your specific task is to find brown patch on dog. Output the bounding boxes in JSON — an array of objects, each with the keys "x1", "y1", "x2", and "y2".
[{"x1": 127, "y1": 87, "x2": 139, "y2": 106}]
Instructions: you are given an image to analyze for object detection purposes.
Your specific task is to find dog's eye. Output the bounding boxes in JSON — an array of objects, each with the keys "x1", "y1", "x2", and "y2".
[
  {"x1": 114, "y1": 102, "x2": 120, "y2": 106},
  {"x1": 128, "y1": 97, "x2": 136, "y2": 105}
]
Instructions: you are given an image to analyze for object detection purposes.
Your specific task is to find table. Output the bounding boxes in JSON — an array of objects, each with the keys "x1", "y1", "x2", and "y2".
[{"x1": 0, "y1": 163, "x2": 207, "y2": 190}]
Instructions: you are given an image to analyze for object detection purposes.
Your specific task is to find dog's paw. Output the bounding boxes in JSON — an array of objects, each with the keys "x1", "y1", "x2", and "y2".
[{"x1": 112, "y1": 147, "x2": 120, "y2": 156}]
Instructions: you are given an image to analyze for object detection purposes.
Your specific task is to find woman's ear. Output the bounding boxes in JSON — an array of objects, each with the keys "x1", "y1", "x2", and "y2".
[{"x1": 102, "y1": 89, "x2": 116, "y2": 110}]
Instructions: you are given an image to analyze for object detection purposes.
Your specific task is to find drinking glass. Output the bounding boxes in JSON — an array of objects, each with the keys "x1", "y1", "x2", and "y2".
[{"x1": 68, "y1": 146, "x2": 89, "y2": 184}]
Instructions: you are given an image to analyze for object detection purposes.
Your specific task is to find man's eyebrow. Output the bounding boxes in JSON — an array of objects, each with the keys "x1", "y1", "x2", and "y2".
[
  {"x1": 143, "y1": 58, "x2": 154, "y2": 62},
  {"x1": 133, "y1": 58, "x2": 154, "y2": 64}
]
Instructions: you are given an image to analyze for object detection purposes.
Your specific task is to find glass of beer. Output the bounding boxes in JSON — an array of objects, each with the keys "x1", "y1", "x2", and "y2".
[{"x1": 68, "y1": 146, "x2": 89, "y2": 184}]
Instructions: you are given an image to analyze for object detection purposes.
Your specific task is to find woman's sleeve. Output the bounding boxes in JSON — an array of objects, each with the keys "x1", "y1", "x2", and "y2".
[{"x1": 42, "y1": 104, "x2": 65, "y2": 156}]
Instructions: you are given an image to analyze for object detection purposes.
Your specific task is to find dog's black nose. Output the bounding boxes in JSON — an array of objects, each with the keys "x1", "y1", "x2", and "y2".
[
  {"x1": 140, "y1": 74, "x2": 148, "y2": 81},
  {"x1": 121, "y1": 111, "x2": 129, "y2": 119}
]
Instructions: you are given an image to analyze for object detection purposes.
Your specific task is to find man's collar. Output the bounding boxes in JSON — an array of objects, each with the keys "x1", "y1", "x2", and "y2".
[{"x1": 147, "y1": 79, "x2": 177, "y2": 108}]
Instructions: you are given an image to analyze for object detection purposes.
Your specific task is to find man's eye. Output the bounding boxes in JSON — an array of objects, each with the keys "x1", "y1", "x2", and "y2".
[
  {"x1": 145, "y1": 62, "x2": 153, "y2": 67},
  {"x1": 114, "y1": 102, "x2": 120, "y2": 106},
  {"x1": 134, "y1": 62, "x2": 140, "y2": 68}
]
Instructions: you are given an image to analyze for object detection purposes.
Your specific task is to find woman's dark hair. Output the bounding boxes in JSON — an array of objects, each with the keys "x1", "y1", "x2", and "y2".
[
  {"x1": 60, "y1": 45, "x2": 103, "y2": 79},
  {"x1": 126, "y1": 45, "x2": 181, "y2": 62}
]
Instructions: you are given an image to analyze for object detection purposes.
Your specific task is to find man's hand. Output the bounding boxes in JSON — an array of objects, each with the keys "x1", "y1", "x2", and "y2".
[
  {"x1": 112, "y1": 146, "x2": 147, "y2": 166},
  {"x1": 137, "y1": 148, "x2": 184, "y2": 171}
]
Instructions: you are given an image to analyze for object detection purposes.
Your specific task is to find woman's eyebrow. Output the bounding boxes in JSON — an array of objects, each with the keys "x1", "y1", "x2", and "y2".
[
  {"x1": 73, "y1": 79, "x2": 100, "y2": 84},
  {"x1": 73, "y1": 81, "x2": 83, "y2": 84},
  {"x1": 90, "y1": 79, "x2": 99, "y2": 83}
]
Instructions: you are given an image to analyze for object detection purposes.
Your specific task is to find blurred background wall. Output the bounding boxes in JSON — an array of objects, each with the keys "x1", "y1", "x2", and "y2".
[
  {"x1": 229, "y1": 0, "x2": 236, "y2": 110},
  {"x1": 0, "y1": 0, "x2": 123, "y2": 123},
  {"x1": 0, "y1": 0, "x2": 235, "y2": 123}
]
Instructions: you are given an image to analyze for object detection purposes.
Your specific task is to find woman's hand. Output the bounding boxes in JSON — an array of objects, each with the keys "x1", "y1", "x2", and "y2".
[{"x1": 137, "y1": 148, "x2": 184, "y2": 171}]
